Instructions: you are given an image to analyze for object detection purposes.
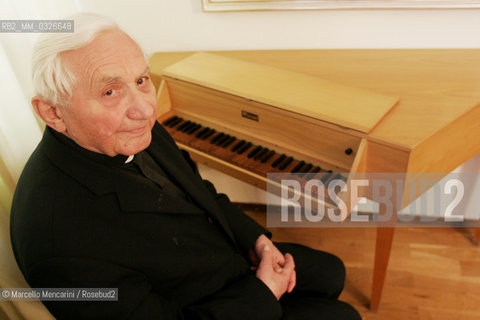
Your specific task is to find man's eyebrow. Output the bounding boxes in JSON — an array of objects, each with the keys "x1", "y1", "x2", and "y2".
[
  {"x1": 142, "y1": 66, "x2": 151, "y2": 74},
  {"x1": 97, "y1": 75, "x2": 121, "y2": 85},
  {"x1": 96, "y1": 67, "x2": 151, "y2": 85}
]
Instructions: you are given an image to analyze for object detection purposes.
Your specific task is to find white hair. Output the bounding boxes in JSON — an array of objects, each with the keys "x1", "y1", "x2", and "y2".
[{"x1": 32, "y1": 13, "x2": 118, "y2": 107}]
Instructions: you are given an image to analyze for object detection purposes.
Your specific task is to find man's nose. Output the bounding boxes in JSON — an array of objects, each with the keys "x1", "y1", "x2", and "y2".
[{"x1": 126, "y1": 90, "x2": 154, "y2": 120}]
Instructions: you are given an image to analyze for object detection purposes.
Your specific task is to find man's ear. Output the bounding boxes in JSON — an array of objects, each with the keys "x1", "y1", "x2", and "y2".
[{"x1": 31, "y1": 96, "x2": 67, "y2": 133}]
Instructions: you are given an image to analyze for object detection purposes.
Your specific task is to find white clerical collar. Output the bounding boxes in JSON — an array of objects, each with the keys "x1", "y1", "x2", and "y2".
[{"x1": 125, "y1": 155, "x2": 135, "y2": 163}]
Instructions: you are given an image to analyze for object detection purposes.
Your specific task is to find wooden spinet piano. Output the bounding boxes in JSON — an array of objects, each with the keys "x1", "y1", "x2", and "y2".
[{"x1": 149, "y1": 49, "x2": 480, "y2": 310}]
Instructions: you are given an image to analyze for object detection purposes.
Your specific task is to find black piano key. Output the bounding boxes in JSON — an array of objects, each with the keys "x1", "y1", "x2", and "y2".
[
  {"x1": 237, "y1": 142, "x2": 252, "y2": 155},
  {"x1": 195, "y1": 127, "x2": 210, "y2": 138},
  {"x1": 168, "y1": 117, "x2": 183, "y2": 128},
  {"x1": 320, "y1": 171, "x2": 333, "y2": 184},
  {"x1": 216, "y1": 134, "x2": 230, "y2": 146},
  {"x1": 312, "y1": 166, "x2": 322, "y2": 173},
  {"x1": 247, "y1": 146, "x2": 263, "y2": 158},
  {"x1": 327, "y1": 173, "x2": 345, "y2": 191},
  {"x1": 291, "y1": 160, "x2": 305, "y2": 173},
  {"x1": 271, "y1": 154, "x2": 286, "y2": 168},
  {"x1": 221, "y1": 136, "x2": 236, "y2": 148},
  {"x1": 261, "y1": 150, "x2": 275, "y2": 163},
  {"x1": 181, "y1": 122, "x2": 196, "y2": 133},
  {"x1": 200, "y1": 129, "x2": 211, "y2": 140},
  {"x1": 186, "y1": 124, "x2": 202, "y2": 135},
  {"x1": 231, "y1": 140, "x2": 245, "y2": 152},
  {"x1": 176, "y1": 120, "x2": 191, "y2": 131},
  {"x1": 254, "y1": 148, "x2": 269, "y2": 161},
  {"x1": 163, "y1": 115, "x2": 178, "y2": 126},
  {"x1": 298, "y1": 163, "x2": 313, "y2": 177},
  {"x1": 305, "y1": 166, "x2": 321, "y2": 179},
  {"x1": 210, "y1": 133, "x2": 225, "y2": 144},
  {"x1": 334, "y1": 173, "x2": 348, "y2": 182},
  {"x1": 279, "y1": 156, "x2": 293, "y2": 170},
  {"x1": 202, "y1": 129, "x2": 216, "y2": 140},
  {"x1": 331, "y1": 173, "x2": 344, "y2": 183}
]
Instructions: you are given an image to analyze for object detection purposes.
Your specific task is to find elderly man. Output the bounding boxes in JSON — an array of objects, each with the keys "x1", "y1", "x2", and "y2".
[{"x1": 10, "y1": 14, "x2": 360, "y2": 320}]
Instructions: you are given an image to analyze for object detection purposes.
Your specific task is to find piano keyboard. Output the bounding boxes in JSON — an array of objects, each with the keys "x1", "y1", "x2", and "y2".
[{"x1": 162, "y1": 115, "x2": 348, "y2": 189}]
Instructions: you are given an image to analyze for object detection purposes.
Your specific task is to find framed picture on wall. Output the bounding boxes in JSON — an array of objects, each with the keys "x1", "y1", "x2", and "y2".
[{"x1": 202, "y1": 0, "x2": 480, "y2": 10}]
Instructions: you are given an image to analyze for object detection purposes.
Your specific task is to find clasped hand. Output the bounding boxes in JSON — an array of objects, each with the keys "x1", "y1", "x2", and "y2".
[{"x1": 250, "y1": 235, "x2": 296, "y2": 300}]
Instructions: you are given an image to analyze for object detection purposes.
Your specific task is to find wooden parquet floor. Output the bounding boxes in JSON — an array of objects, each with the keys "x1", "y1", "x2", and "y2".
[{"x1": 243, "y1": 207, "x2": 480, "y2": 320}]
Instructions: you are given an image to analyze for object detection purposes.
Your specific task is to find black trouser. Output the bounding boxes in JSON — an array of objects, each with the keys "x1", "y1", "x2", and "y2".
[{"x1": 275, "y1": 243, "x2": 361, "y2": 320}]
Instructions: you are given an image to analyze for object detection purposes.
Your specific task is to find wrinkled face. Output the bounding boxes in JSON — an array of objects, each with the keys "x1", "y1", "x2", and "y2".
[{"x1": 58, "y1": 29, "x2": 157, "y2": 156}]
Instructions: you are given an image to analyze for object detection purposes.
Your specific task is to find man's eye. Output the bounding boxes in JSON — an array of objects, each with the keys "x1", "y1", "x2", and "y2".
[
  {"x1": 137, "y1": 77, "x2": 148, "y2": 85},
  {"x1": 104, "y1": 89, "x2": 115, "y2": 96}
]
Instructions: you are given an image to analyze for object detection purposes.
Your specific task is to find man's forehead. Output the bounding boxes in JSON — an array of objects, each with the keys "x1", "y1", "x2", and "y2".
[{"x1": 63, "y1": 29, "x2": 148, "y2": 86}]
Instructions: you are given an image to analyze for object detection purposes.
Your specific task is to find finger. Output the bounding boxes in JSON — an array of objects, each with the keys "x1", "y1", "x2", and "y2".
[
  {"x1": 283, "y1": 253, "x2": 295, "y2": 273},
  {"x1": 287, "y1": 270, "x2": 296, "y2": 293},
  {"x1": 275, "y1": 254, "x2": 285, "y2": 267},
  {"x1": 258, "y1": 245, "x2": 273, "y2": 269},
  {"x1": 272, "y1": 246, "x2": 285, "y2": 266},
  {"x1": 260, "y1": 244, "x2": 271, "y2": 256}
]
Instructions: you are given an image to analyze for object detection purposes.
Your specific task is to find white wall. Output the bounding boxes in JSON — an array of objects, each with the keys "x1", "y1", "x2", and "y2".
[{"x1": 74, "y1": 1, "x2": 480, "y2": 52}]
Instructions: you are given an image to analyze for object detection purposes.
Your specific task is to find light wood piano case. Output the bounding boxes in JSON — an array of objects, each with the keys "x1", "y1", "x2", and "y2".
[{"x1": 150, "y1": 50, "x2": 480, "y2": 310}]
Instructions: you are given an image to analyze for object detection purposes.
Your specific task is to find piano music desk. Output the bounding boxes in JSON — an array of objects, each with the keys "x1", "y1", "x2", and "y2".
[{"x1": 150, "y1": 49, "x2": 480, "y2": 310}]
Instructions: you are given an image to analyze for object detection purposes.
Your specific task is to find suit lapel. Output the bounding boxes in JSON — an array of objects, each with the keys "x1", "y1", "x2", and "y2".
[{"x1": 147, "y1": 123, "x2": 237, "y2": 245}]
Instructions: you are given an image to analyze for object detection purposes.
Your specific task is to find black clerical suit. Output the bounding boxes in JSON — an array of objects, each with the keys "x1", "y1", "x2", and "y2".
[{"x1": 10, "y1": 122, "x2": 360, "y2": 320}]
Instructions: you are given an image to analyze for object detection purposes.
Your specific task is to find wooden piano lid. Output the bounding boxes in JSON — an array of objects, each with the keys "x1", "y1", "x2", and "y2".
[{"x1": 162, "y1": 52, "x2": 399, "y2": 133}]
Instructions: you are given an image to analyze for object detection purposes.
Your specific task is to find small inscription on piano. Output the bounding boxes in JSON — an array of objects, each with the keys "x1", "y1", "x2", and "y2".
[{"x1": 241, "y1": 110, "x2": 259, "y2": 122}]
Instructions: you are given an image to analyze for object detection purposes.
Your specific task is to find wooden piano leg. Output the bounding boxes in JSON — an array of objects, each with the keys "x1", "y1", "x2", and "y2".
[
  {"x1": 370, "y1": 198, "x2": 397, "y2": 311},
  {"x1": 370, "y1": 226, "x2": 395, "y2": 311}
]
